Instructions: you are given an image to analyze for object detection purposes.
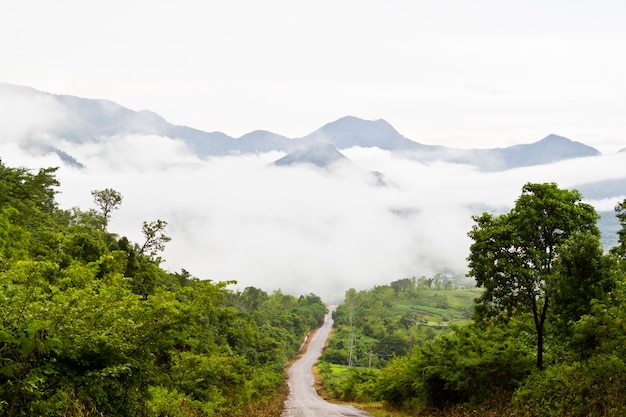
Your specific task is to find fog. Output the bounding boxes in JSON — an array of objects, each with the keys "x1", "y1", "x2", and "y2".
[
  {"x1": 0, "y1": 87, "x2": 624, "y2": 302},
  {"x1": 1, "y1": 132, "x2": 623, "y2": 302}
]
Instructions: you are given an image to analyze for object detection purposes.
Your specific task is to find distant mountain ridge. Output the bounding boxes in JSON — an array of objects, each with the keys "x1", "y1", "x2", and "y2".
[
  {"x1": 273, "y1": 142, "x2": 349, "y2": 168},
  {"x1": 1, "y1": 82, "x2": 605, "y2": 171}
]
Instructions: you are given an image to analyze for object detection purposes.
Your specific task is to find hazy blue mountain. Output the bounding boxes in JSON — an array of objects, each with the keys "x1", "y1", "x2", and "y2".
[
  {"x1": 598, "y1": 210, "x2": 622, "y2": 250},
  {"x1": 54, "y1": 92, "x2": 236, "y2": 155},
  {"x1": 497, "y1": 134, "x2": 601, "y2": 168},
  {"x1": 272, "y1": 142, "x2": 395, "y2": 187},
  {"x1": 2, "y1": 82, "x2": 607, "y2": 170},
  {"x1": 437, "y1": 134, "x2": 601, "y2": 171},
  {"x1": 300, "y1": 115, "x2": 441, "y2": 152},
  {"x1": 273, "y1": 142, "x2": 349, "y2": 168},
  {"x1": 573, "y1": 178, "x2": 626, "y2": 201},
  {"x1": 236, "y1": 130, "x2": 293, "y2": 153},
  {"x1": 573, "y1": 178, "x2": 625, "y2": 250}
]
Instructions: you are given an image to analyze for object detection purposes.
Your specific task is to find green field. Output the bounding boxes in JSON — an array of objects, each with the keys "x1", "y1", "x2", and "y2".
[{"x1": 390, "y1": 288, "x2": 483, "y2": 325}]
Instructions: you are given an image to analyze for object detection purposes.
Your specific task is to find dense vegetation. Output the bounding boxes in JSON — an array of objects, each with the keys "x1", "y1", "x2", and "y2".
[
  {"x1": 319, "y1": 278, "x2": 480, "y2": 402},
  {"x1": 321, "y1": 183, "x2": 626, "y2": 417},
  {"x1": 0, "y1": 161, "x2": 326, "y2": 416}
]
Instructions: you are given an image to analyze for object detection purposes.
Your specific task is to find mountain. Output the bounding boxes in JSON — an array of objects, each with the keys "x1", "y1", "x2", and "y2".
[
  {"x1": 573, "y1": 178, "x2": 626, "y2": 201},
  {"x1": 497, "y1": 134, "x2": 601, "y2": 168},
  {"x1": 54, "y1": 91, "x2": 237, "y2": 155},
  {"x1": 235, "y1": 130, "x2": 293, "y2": 153},
  {"x1": 300, "y1": 116, "x2": 440, "y2": 152},
  {"x1": 443, "y1": 134, "x2": 601, "y2": 171},
  {"x1": 272, "y1": 141, "x2": 395, "y2": 187},
  {"x1": 0, "y1": 82, "x2": 606, "y2": 171},
  {"x1": 273, "y1": 142, "x2": 349, "y2": 168}
]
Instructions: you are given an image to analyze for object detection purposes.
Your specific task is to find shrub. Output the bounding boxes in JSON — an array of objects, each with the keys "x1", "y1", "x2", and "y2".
[{"x1": 513, "y1": 354, "x2": 626, "y2": 417}]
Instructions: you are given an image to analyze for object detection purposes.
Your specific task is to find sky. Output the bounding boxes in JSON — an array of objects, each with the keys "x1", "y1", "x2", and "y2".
[
  {"x1": 1, "y1": 83, "x2": 625, "y2": 302},
  {"x1": 1, "y1": 1, "x2": 626, "y2": 301},
  {"x1": 2, "y1": 1, "x2": 626, "y2": 153}
]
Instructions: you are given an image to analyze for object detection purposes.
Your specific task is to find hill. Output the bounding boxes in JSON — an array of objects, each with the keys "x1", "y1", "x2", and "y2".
[{"x1": 1, "y1": 82, "x2": 605, "y2": 171}]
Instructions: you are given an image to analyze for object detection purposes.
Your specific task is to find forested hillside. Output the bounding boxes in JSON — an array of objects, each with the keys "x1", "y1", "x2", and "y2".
[
  {"x1": 321, "y1": 184, "x2": 626, "y2": 417},
  {"x1": 321, "y1": 278, "x2": 480, "y2": 369},
  {"x1": 0, "y1": 160, "x2": 326, "y2": 416}
]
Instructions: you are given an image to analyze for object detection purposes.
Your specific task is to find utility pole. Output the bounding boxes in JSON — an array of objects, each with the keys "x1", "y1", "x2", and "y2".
[{"x1": 348, "y1": 308, "x2": 355, "y2": 367}]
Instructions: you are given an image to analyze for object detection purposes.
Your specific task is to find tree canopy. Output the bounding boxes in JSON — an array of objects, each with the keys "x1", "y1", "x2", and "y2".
[
  {"x1": 467, "y1": 182, "x2": 599, "y2": 369},
  {"x1": 319, "y1": 182, "x2": 626, "y2": 416},
  {"x1": 0, "y1": 160, "x2": 326, "y2": 416}
]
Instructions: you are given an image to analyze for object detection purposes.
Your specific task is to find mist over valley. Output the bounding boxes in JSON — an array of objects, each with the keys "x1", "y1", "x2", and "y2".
[{"x1": 1, "y1": 83, "x2": 624, "y2": 301}]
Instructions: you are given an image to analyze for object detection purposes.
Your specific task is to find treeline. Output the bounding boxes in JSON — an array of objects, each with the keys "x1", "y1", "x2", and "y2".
[
  {"x1": 322, "y1": 183, "x2": 626, "y2": 417},
  {"x1": 322, "y1": 277, "x2": 478, "y2": 369},
  {"x1": 319, "y1": 277, "x2": 479, "y2": 402},
  {"x1": 0, "y1": 161, "x2": 326, "y2": 416}
]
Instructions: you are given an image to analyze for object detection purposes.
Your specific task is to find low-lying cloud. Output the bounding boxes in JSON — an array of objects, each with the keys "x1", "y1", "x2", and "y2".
[{"x1": 2, "y1": 131, "x2": 625, "y2": 302}]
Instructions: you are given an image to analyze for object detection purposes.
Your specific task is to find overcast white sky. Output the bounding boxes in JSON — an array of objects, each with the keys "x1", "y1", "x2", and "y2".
[
  {"x1": 2, "y1": 1, "x2": 625, "y2": 152},
  {"x1": 2, "y1": 2, "x2": 626, "y2": 300}
]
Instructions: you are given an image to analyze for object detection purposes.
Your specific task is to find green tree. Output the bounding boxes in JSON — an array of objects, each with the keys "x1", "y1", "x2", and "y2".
[
  {"x1": 91, "y1": 188, "x2": 123, "y2": 228},
  {"x1": 549, "y1": 231, "x2": 618, "y2": 344},
  {"x1": 0, "y1": 159, "x2": 328, "y2": 416},
  {"x1": 514, "y1": 279, "x2": 626, "y2": 417},
  {"x1": 139, "y1": 219, "x2": 171, "y2": 258},
  {"x1": 467, "y1": 182, "x2": 599, "y2": 369}
]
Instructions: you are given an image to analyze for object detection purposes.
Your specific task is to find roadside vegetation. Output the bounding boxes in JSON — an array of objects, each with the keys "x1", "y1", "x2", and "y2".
[
  {"x1": 319, "y1": 183, "x2": 626, "y2": 417},
  {"x1": 3, "y1": 159, "x2": 626, "y2": 417},
  {"x1": 0, "y1": 160, "x2": 326, "y2": 416}
]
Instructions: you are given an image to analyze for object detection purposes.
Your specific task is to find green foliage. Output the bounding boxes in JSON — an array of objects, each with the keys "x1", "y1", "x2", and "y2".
[
  {"x1": 319, "y1": 363, "x2": 380, "y2": 402},
  {"x1": 324, "y1": 185, "x2": 626, "y2": 415},
  {"x1": 510, "y1": 275, "x2": 626, "y2": 416},
  {"x1": 91, "y1": 188, "x2": 122, "y2": 228},
  {"x1": 139, "y1": 219, "x2": 171, "y2": 259},
  {"x1": 376, "y1": 325, "x2": 534, "y2": 410},
  {"x1": 468, "y1": 182, "x2": 599, "y2": 369},
  {"x1": 549, "y1": 231, "x2": 619, "y2": 344},
  {"x1": 513, "y1": 354, "x2": 626, "y2": 417},
  {"x1": 0, "y1": 160, "x2": 326, "y2": 416},
  {"x1": 323, "y1": 280, "x2": 478, "y2": 368}
]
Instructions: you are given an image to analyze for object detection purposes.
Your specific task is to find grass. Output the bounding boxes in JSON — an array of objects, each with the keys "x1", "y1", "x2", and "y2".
[
  {"x1": 222, "y1": 383, "x2": 289, "y2": 417},
  {"x1": 391, "y1": 288, "x2": 483, "y2": 325}
]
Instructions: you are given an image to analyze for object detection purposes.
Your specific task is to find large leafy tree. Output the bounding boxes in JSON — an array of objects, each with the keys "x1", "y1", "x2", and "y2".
[{"x1": 467, "y1": 182, "x2": 599, "y2": 369}]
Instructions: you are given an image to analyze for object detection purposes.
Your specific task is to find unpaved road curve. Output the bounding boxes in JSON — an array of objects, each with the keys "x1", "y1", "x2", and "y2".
[{"x1": 282, "y1": 307, "x2": 371, "y2": 417}]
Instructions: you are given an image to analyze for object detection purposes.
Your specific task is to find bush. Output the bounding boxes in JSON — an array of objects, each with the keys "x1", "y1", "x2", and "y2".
[
  {"x1": 513, "y1": 354, "x2": 626, "y2": 417},
  {"x1": 377, "y1": 325, "x2": 534, "y2": 410}
]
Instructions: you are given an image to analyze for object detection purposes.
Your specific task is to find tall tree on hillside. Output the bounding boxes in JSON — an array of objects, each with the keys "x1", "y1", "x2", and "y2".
[
  {"x1": 139, "y1": 219, "x2": 171, "y2": 258},
  {"x1": 467, "y1": 182, "x2": 599, "y2": 369},
  {"x1": 91, "y1": 188, "x2": 123, "y2": 228}
]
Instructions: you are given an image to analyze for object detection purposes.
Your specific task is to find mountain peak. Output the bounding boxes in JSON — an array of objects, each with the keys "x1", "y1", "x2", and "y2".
[
  {"x1": 1, "y1": 83, "x2": 610, "y2": 171},
  {"x1": 493, "y1": 133, "x2": 601, "y2": 169},
  {"x1": 302, "y1": 116, "x2": 424, "y2": 151},
  {"x1": 539, "y1": 134, "x2": 577, "y2": 144},
  {"x1": 273, "y1": 142, "x2": 348, "y2": 168},
  {"x1": 533, "y1": 134, "x2": 600, "y2": 155}
]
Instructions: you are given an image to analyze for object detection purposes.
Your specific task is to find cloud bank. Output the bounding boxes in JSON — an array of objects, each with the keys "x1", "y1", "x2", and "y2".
[{"x1": 1, "y1": 127, "x2": 625, "y2": 302}]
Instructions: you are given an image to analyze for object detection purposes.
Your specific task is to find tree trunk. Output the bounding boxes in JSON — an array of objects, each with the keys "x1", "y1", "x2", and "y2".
[
  {"x1": 536, "y1": 325, "x2": 543, "y2": 370},
  {"x1": 535, "y1": 297, "x2": 548, "y2": 370}
]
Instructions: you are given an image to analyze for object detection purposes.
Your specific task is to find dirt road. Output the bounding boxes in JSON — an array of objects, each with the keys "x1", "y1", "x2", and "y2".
[{"x1": 281, "y1": 307, "x2": 371, "y2": 417}]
